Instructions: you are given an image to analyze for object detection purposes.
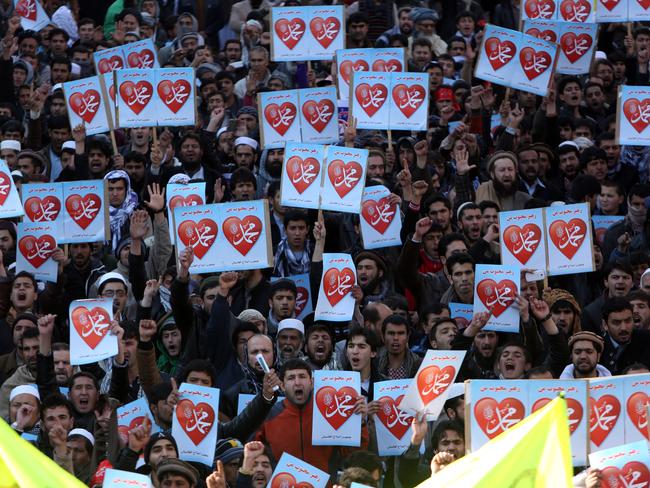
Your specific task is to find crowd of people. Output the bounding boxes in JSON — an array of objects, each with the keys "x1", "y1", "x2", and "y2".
[{"x1": 0, "y1": 0, "x2": 648, "y2": 487}]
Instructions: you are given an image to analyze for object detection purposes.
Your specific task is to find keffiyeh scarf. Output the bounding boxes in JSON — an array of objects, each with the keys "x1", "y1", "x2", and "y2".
[{"x1": 105, "y1": 170, "x2": 139, "y2": 252}]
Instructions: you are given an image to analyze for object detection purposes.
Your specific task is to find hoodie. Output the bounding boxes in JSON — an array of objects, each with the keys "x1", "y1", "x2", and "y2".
[
  {"x1": 256, "y1": 148, "x2": 281, "y2": 199},
  {"x1": 157, "y1": 13, "x2": 200, "y2": 65}
]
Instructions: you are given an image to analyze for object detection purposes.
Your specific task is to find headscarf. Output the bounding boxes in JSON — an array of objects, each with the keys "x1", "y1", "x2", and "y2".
[{"x1": 104, "y1": 170, "x2": 139, "y2": 252}]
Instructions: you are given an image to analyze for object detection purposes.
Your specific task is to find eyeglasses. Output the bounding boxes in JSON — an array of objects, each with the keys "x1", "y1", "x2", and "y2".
[{"x1": 102, "y1": 290, "x2": 126, "y2": 298}]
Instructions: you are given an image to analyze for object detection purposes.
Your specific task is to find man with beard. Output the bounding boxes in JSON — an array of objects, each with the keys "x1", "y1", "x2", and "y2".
[
  {"x1": 456, "y1": 203, "x2": 482, "y2": 245},
  {"x1": 273, "y1": 211, "x2": 313, "y2": 277},
  {"x1": 543, "y1": 288, "x2": 582, "y2": 337},
  {"x1": 355, "y1": 251, "x2": 391, "y2": 305},
  {"x1": 441, "y1": 253, "x2": 474, "y2": 305},
  {"x1": 560, "y1": 331, "x2": 610, "y2": 379},
  {"x1": 517, "y1": 146, "x2": 563, "y2": 202},
  {"x1": 599, "y1": 297, "x2": 650, "y2": 374},
  {"x1": 305, "y1": 324, "x2": 338, "y2": 370},
  {"x1": 553, "y1": 142, "x2": 581, "y2": 198},
  {"x1": 628, "y1": 290, "x2": 650, "y2": 329},
  {"x1": 0, "y1": 313, "x2": 37, "y2": 378},
  {"x1": 0, "y1": 222, "x2": 16, "y2": 269},
  {"x1": 266, "y1": 280, "x2": 297, "y2": 336},
  {"x1": 376, "y1": 6, "x2": 413, "y2": 47},
  {"x1": 61, "y1": 243, "x2": 106, "y2": 306},
  {"x1": 277, "y1": 319, "x2": 305, "y2": 363},
  {"x1": 451, "y1": 311, "x2": 495, "y2": 380},
  {"x1": 120, "y1": 127, "x2": 151, "y2": 156},
  {"x1": 602, "y1": 184, "x2": 650, "y2": 260},
  {"x1": 595, "y1": 132, "x2": 639, "y2": 189},
  {"x1": 0, "y1": 327, "x2": 40, "y2": 418},
  {"x1": 234, "y1": 137, "x2": 258, "y2": 171},
  {"x1": 257, "y1": 148, "x2": 283, "y2": 198},
  {"x1": 267, "y1": 182, "x2": 286, "y2": 249},
  {"x1": 235, "y1": 442, "x2": 274, "y2": 488},
  {"x1": 582, "y1": 262, "x2": 634, "y2": 334},
  {"x1": 475, "y1": 152, "x2": 531, "y2": 211},
  {"x1": 377, "y1": 315, "x2": 422, "y2": 379},
  {"x1": 221, "y1": 334, "x2": 281, "y2": 419},
  {"x1": 124, "y1": 152, "x2": 148, "y2": 198}
]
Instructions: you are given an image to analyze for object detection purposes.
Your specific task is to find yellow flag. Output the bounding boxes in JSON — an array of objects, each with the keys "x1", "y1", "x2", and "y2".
[
  {"x1": 416, "y1": 396, "x2": 573, "y2": 488},
  {"x1": 0, "y1": 418, "x2": 87, "y2": 488}
]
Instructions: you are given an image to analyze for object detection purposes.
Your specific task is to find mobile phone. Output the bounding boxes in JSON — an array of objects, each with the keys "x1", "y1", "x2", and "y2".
[
  {"x1": 525, "y1": 269, "x2": 545, "y2": 282},
  {"x1": 256, "y1": 354, "x2": 279, "y2": 391}
]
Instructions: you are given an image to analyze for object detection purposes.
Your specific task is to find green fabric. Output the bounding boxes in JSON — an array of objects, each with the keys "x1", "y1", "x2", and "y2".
[{"x1": 103, "y1": 0, "x2": 125, "y2": 38}]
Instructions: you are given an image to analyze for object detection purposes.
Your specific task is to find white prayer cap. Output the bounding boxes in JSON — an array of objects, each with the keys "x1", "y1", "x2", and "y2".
[
  {"x1": 62, "y1": 141, "x2": 76, "y2": 152},
  {"x1": 594, "y1": 51, "x2": 607, "y2": 60},
  {"x1": 168, "y1": 173, "x2": 191, "y2": 185},
  {"x1": 447, "y1": 382, "x2": 465, "y2": 400},
  {"x1": 278, "y1": 318, "x2": 304, "y2": 335},
  {"x1": 52, "y1": 83, "x2": 63, "y2": 92},
  {"x1": 0, "y1": 140, "x2": 20, "y2": 152},
  {"x1": 68, "y1": 428, "x2": 95, "y2": 446},
  {"x1": 217, "y1": 126, "x2": 229, "y2": 139},
  {"x1": 234, "y1": 136, "x2": 258, "y2": 151},
  {"x1": 10, "y1": 384, "x2": 40, "y2": 402},
  {"x1": 97, "y1": 271, "x2": 127, "y2": 291}
]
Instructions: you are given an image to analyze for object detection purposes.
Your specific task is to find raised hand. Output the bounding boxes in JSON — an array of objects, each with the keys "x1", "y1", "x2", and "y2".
[
  {"x1": 139, "y1": 319, "x2": 157, "y2": 342},
  {"x1": 414, "y1": 217, "x2": 433, "y2": 241},
  {"x1": 145, "y1": 183, "x2": 165, "y2": 213},
  {"x1": 178, "y1": 246, "x2": 194, "y2": 279}
]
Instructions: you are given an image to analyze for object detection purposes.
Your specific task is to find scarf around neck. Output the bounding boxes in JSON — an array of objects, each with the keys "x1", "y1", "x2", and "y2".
[{"x1": 105, "y1": 170, "x2": 139, "y2": 252}]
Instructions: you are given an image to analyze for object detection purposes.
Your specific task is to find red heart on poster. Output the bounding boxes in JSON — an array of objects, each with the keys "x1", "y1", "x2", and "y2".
[
  {"x1": 302, "y1": 99, "x2": 335, "y2": 133},
  {"x1": 65, "y1": 193, "x2": 101, "y2": 230},
  {"x1": 416, "y1": 365, "x2": 455, "y2": 405},
  {"x1": 525, "y1": 28, "x2": 558, "y2": 43},
  {"x1": 176, "y1": 398, "x2": 215, "y2": 446},
  {"x1": 223, "y1": 215, "x2": 263, "y2": 256},
  {"x1": 626, "y1": 392, "x2": 650, "y2": 440},
  {"x1": 0, "y1": 171, "x2": 12, "y2": 207},
  {"x1": 601, "y1": 462, "x2": 650, "y2": 488},
  {"x1": 339, "y1": 60, "x2": 370, "y2": 84},
  {"x1": 97, "y1": 55, "x2": 124, "y2": 74},
  {"x1": 157, "y1": 79, "x2": 191, "y2": 114},
  {"x1": 532, "y1": 397, "x2": 583, "y2": 434},
  {"x1": 322, "y1": 267, "x2": 354, "y2": 306},
  {"x1": 295, "y1": 287, "x2": 309, "y2": 316},
  {"x1": 354, "y1": 83, "x2": 388, "y2": 117},
  {"x1": 15, "y1": 0, "x2": 37, "y2": 21},
  {"x1": 519, "y1": 47, "x2": 552, "y2": 80},
  {"x1": 548, "y1": 218, "x2": 587, "y2": 259},
  {"x1": 271, "y1": 473, "x2": 314, "y2": 488},
  {"x1": 126, "y1": 49, "x2": 155, "y2": 69},
  {"x1": 169, "y1": 194, "x2": 203, "y2": 210},
  {"x1": 71, "y1": 306, "x2": 111, "y2": 349},
  {"x1": 286, "y1": 156, "x2": 320, "y2": 194},
  {"x1": 559, "y1": 0, "x2": 592, "y2": 22},
  {"x1": 315, "y1": 385, "x2": 358, "y2": 430},
  {"x1": 327, "y1": 160, "x2": 363, "y2": 198},
  {"x1": 178, "y1": 219, "x2": 217, "y2": 259},
  {"x1": 24, "y1": 196, "x2": 61, "y2": 222},
  {"x1": 392, "y1": 84, "x2": 426, "y2": 118},
  {"x1": 68, "y1": 89, "x2": 101, "y2": 124},
  {"x1": 371, "y1": 59, "x2": 402, "y2": 72},
  {"x1": 560, "y1": 32, "x2": 593, "y2": 63},
  {"x1": 589, "y1": 395, "x2": 621, "y2": 446},
  {"x1": 484, "y1": 37, "x2": 516, "y2": 71},
  {"x1": 118, "y1": 416, "x2": 151, "y2": 444},
  {"x1": 18, "y1": 235, "x2": 55, "y2": 268},
  {"x1": 264, "y1": 102, "x2": 297, "y2": 136},
  {"x1": 376, "y1": 395, "x2": 413, "y2": 440},
  {"x1": 601, "y1": 0, "x2": 622, "y2": 10},
  {"x1": 623, "y1": 98, "x2": 650, "y2": 133},
  {"x1": 361, "y1": 197, "x2": 396, "y2": 234},
  {"x1": 476, "y1": 279, "x2": 517, "y2": 317},
  {"x1": 637, "y1": 0, "x2": 650, "y2": 10},
  {"x1": 474, "y1": 397, "x2": 525, "y2": 439},
  {"x1": 309, "y1": 17, "x2": 340, "y2": 49},
  {"x1": 119, "y1": 81, "x2": 153, "y2": 115},
  {"x1": 274, "y1": 18, "x2": 306, "y2": 49},
  {"x1": 524, "y1": 0, "x2": 556, "y2": 18},
  {"x1": 503, "y1": 224, "x2": 541, "y2": 265}
]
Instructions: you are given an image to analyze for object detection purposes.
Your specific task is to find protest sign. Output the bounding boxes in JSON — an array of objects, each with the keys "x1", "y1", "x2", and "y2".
[
  {"x1": 21, "y1": 183, "x2": 64, "y2": 239},
  {"x1": 280, "y1": 142, "x2": 325, "y2": 209},
  {"x1": 298, "y1": 87, "x2": 339, "y2": 144},
  {"x1": 373, "y1": 380, "x2": 414, "y2": 456},
  {"x1": 320, "y1": 146, "x2": 368, "y2": 213},
  {"x1": 237, "y1": 394, "x2": 256, "y2": 416},
  {"x1": 475, "y1": 25, "x2": 519, "y2": 86},
  {"x1": 360, "y1": 185, "x2": 401, "y2": 249},
  {"x1": 116, "y1": 397, "x2": 160, "y2": 446},
  {"x1": 589, "y1": 376, "x2": 625, "y2": 450},
  {"x1": 592, "y1": 215, "x2": 624, "y2": 246},
  {"x1": 350, "y1": 71, "x2": 391, "y2": 130},
  {"x1": 268, "y1": 453, "x2": 329, "y2": 488},
  {"x1": 62, "y1": 180, "x2": 109, "y2": 244},
  {"x1": 557, "y1": 22, "x2": 598, "y2": 75},
  {"x1": 271, "y1": 6, "x2": 344, "y2": 61},
  {"x1": 449, "y1": 303, "x2": 473, "y2": 330},
  {"x1": 473, "y1": 264, "x2": 520, "y2": 333},
  {"x1": 596, "y1": 0, "x2": 628, "y2": 22},
  {"x1": 529, "y1": 380, "x2": 588, "y2": 466},
  {"x1": 398, "y1": 350, "x2": 465, "y2": 420},
  {"x1": 312, "y1": 370, "x2": 362, "y2": 446},
  {"x1": 172, "y1": 383, "x2": 220, "y2": 465},
  {"x1": 521, "y1": 0, "x2": 557, "y2": 20},
  {"x1": 630, "y1": 0, "x2": 650, "y2": 20},
  {"x1": 123, "y1": 38, "x2": 159, "y2": 69},
  {"x1": 511, "y1": 34, "x2": 558, "y2": 96},
  {"x1": 589, "y1": 440, "x2": 650, "y2": 488},
  {"x1": 388, "y1": 72, "x2": 429, "y2": 130},
  {"x1": 617, "y1": 85, "x2": 650, "y2": 146},
  {"x1": 166, "y1": 182, "x2": 206, "y2": 245},
  {"x1": 314, "y1": 253, "x2": 356, "y2": 322},
  {"x1": 499, "y1": 208, "x2": 546, "y2": 270},
  {"x1": 545, "y1": 203, "x2": 594, "y2": 276},
  {"x1": 258, "y1": 90, "x2": 301, "y2": 148},
  {"x1": 69, "y1": 298, "x2": 117, "y2": 365},
  {"x1": 336, "y1": 48, "x2": 405, "y2": 98},
  {"x1": 173, "y1": 204, "x2": 220, "y2": 273},
  {"x1": 272, "y1": 274, "x2": 312, "y2": 320},
  {"x1": 103, "y1": 469, "x2": 152, "y2": 488},
  {"x1": 16, "y1": 222, "x2": 58, "y2": 283},
  {"x1": 558, "y1": 0, "x2": 596, "y2": 22},
  {"x1": 623, "y1": 373, "x2": 650, "y2": 443},
  {"x1": 154, "y1": 68, "x2": 196, "y2": 127},
  {"x1": 14, "y1": 0, "x2": 50, "y2": 31},
  {"x1": 62, "y1": 76, "x2": 112, "y2": 136},
  {"x1": 115, "y1": 69, "x2": 157, "y2": 128},
  {"x1": 94, "y1": 46, "x2": 126, "y2": 75},
  {"x1": 523, "y1": 19, "x2": 559, "y2": 42},
  {"x1": 0, "y1": 159, "x2": 23, "y2": 218},
  {"x1": 466, "y1": 380, "x2": 528, "y2": 451}
]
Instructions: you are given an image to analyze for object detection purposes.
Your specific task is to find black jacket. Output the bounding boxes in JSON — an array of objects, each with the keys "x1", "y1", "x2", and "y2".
[{"x1": 600, "y1": 330, "x2": 650, "y2": 375}]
